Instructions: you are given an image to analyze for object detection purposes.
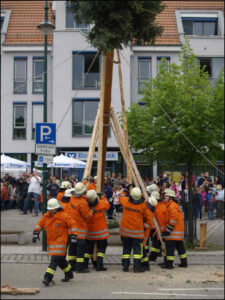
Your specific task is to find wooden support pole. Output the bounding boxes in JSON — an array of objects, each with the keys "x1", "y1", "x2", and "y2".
[
  {"x1": 82, "y1": 107, "x2": 100, "y2": 180},
  {"x1": 110, "y1": 119, "x2": 139, "y2": 187},
  {"x1": 116, "y1": 49, "x2": 132, "y2": 185},
  {"x1": 96, "y1": 54, "x2": 106, "y2": 193},
  {"x1": 110, "y1": 106, "x2": 166, "y2": 253},
  {"x1": 195, "y1": 221, "x2": 208, "y2": 250},
  {"x1": 100, "y1": 50, "x2": 114, "y2": 192},
  {"x1": 1, "y1": 285, "x2": 40, "y2": 295}
]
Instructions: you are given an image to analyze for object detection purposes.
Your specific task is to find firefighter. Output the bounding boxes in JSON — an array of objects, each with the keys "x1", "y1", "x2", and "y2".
[
  {"x1": 68, "y1": 182, "x2": 91, "y2": 273},
  {"x1": 85, "y1": 189, "x2": 110, "y2": 271},
  {"x1": 32, "y1": 198, "x2": 76, "y2": 286},
  {"x1": 119, "y1": 187, "x2": 153, "y2": 273},
  {"x1": 141, "y1": 196, "x2": 157, "y2": 271},
  {"x1": 57, "y1": 181, "x2": 71, "y2": 202},
  {"x1": 60, "y1": 188, "x2": 72, "y2": 214},
  {"x1": 82, "y1": 176, "x2": 97, "y2": 191},
  {"x1": 146, "y1": 183, "x2": 159, "y2": 196},
  {"x1": 161, "y1": 189, "x2": 188, "y2": 269},
  {"x1": 149, "y1": 190, "x2": 168, "y2": 266}
]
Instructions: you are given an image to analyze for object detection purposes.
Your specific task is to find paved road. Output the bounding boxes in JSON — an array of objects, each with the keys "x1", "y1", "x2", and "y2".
[{"x1": 1, "y1": 264, "x2": 224, "y2": 299}]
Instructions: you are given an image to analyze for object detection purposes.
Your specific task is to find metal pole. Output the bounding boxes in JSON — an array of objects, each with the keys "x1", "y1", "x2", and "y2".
[{"x1": 42, "y1": 0, "x2": 49, "y2": 252}]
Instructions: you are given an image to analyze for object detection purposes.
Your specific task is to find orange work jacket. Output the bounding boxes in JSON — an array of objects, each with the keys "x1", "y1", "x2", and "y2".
[
  {"x1": 87, "y1": 197, "x2": 110, "y2": 240},
  {"x1": 152, "y1": 201, "x2": 168, "y2": 240},
  {"x1": 119, "y1": 196, "x2": 153, "y2": 240},
  {"x1": 143, "y1": 203, "x2": 154, "y2": 246},
  {"x1": 68, "y1": 195, "x2": 91, "y2": 239},
  {"x1": 165, "y1": 200, "x2": 184, "y2": 241},
  {"x1": 57, "y1": 191, "x2": 65, "y2": 201},
  {"x1": 33, "y1": 210, "x2": 77, "y2": 256},
  {"x1": 82, "y1": 180, "x2": 97, "y2": 191},
  {"x1": 60, "y1": 197, "x2": 71, "y2": 215}
]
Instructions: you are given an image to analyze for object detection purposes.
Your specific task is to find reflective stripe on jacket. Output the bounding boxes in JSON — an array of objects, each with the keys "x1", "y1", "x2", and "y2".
[
  {"x1": 87, "y1": 198, "x2": 110, "y2": 240},
  {"x1": 33, "y1": 210, "x2": 77, "y2": 256},
  {"x1": 68, "y1": 195, "x2": 91, "y2": 239},
  {"x1": 165, "y1": 200, "x2": 184, "y2": 241},
  {"x1": 119, "y1": 197, "x2": 153, "y2": 240}
]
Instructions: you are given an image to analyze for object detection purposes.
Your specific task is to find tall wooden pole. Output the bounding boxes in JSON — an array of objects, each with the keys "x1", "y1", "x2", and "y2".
[
  {"x1": 96, "y1": 54, "x2": 106, "y2": 193},
  {"x1": 98, "y1": 51, "x2": 114, "y2": 192},
  {"x1": 116, "y1": 49, "x2": 132, "y2": 185}
]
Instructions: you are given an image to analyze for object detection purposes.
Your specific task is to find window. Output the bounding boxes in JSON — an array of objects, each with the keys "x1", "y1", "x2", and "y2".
[
  {"x1": 198, "y1": 57, "x2": 212, "y2": 78},
  {"x1": 14, "y1": 57, "x2": 27, "y2": 94},
  {"x1": 72, "y1": 99, "x2": 99, "y2": 136},
  {"x1": 138, "y1": 57, "x2": 151, "y2": 93},
  {"x1": 1, "y1": 16, "x2": 4, "y2": 30},
  {"x1": 32, "y1": 103, "x2": 43, "y2": 139},
  {"x1": 13, "y1": 104, "x2": 27, "y2": 139},
  {"x1": 73, "y1": 52, "x2": 100, "y2": 89},
  {"x1": 66, "y1": 5, "x2": 90, "y2": 33},
  {"x1": 157, "y1": 57, "x2": 170, "y2": 74},
  {"x1": 33, "y1": 58, "x2": 44, "y2": 93},
  {"x1": 182, "y1": 17, "x2": 218, "y2": 36}
]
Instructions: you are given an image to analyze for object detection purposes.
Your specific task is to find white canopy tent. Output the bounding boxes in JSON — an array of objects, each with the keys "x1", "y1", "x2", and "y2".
[{"x1": 1, "y1": 154, "x2": 31, "y2": 179}]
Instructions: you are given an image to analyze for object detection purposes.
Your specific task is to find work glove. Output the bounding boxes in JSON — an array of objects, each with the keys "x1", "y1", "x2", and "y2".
[
  {"x1": 32, "y1": 230, "x2": 40, "y2": 243},
  {"x1": 69, "y1": 234, "x2": 77, "y2": 245}
]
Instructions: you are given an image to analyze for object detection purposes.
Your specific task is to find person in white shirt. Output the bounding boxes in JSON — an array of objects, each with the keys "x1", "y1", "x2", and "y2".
[
  {"x1": 21, "y1": 170, "x2": 41, "y2": 216},
  {"x1": 215, "y1": 185, "x2": 224, "y2": 218}
]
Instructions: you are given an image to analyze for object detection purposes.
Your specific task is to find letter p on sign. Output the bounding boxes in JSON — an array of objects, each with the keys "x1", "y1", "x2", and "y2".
[{"x1": 40, "y1": 125, "x2": 51, "y2": 142}]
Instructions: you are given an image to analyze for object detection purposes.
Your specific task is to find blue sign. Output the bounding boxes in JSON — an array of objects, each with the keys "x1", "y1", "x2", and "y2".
[{"x1": 35, "y1": 123, "x2": 56, "y2": 145}]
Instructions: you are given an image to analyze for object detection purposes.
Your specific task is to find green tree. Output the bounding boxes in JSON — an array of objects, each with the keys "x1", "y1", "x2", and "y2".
[
  {"x1": 127, "y1": 39, "x2": 224, "y2": 246},
  {"x1": 68, "y1": 0, "x2": 164, "y2": 53}
]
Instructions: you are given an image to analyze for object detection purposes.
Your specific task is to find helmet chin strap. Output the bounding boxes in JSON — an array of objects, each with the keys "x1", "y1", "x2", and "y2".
[
  {"x1": 89, "y1": 198, "x2": 99, "y2": 207},
  {"x1": 129, "y1": 196, "x2": 144, "y2": 204}
]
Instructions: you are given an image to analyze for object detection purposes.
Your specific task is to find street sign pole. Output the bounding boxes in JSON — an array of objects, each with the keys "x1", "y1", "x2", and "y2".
[{"x1": 42, "y1": 2, "x2": 49, "y2": 252}]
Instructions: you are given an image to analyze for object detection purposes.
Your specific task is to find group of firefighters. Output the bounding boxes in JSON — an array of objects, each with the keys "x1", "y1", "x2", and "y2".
[{"x1": 32, "y1": 178, "x2": 187, "y2": 286}]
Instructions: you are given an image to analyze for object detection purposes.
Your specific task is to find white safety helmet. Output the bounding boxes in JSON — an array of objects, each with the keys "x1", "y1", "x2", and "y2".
[
  {"x1": 151, "y1": 191, "x2": 160, "y2": 200},
  {"x1": 94, "y1": 176, "x2": 97, "y2": 180},
  {"x1": 74, "y1": 182, "x2": 86, "y2": 197},
  {"x1": 146, "y1": 184, "x2": 158, "y2": 195},
  {"x1": 60, "y1": 181, "x2": 71, "y2": 189},
  {"x1": 148, "y1": 196, "x2": 158, "y2": 207},
  {"x1": 47, "y1": 198, "x2": 61, "y2": 210},
  {"x1": 131, "y1": 187, "x2": 142, "y2": 201},
  {"x1": 64, "y1": 189, "x2": 72, "y2": 197},
  {"x1": 86, "y1": 190, "x2": 97, "y2": 203},
  {"x1": 165, "y1": 189, "x2": 176, "y2": 198},
  {"x1": 70, "y1": 188, "x2": 75, "y2": 195}
]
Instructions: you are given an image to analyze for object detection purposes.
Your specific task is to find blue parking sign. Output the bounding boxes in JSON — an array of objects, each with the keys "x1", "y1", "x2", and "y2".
[{"x1": 35, "y1": 123, "x2": 56, "y2": 145}]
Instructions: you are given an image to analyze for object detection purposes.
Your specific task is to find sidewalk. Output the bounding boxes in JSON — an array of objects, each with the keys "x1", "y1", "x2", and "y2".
[{"x1": 1, "y1": 245, "x2": 224, "y2": 265}]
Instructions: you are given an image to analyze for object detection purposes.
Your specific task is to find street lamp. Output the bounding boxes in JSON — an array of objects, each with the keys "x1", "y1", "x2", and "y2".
[{"x1": 37, "y1": 0, "x2": 55, "y2": 251}]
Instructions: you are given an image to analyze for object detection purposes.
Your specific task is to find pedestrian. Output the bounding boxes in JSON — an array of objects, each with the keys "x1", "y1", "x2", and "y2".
[
  {"x1": 15, "y1": 173, "x2": 27, "y2": 212},
  {"x1": 119, "y1": 187, "x2": 153, "y2": 273},
  {"x1": 215, "y1": 185, "x2": 224, "y2": 219},
  {"x1": 113, "y1": 186, "x2": 123, "y2": 214},
  {"x1": 161, "y1": 189, "x2": 187, "y2": 269},
  {"x1": 32, "y1": 198, "x2": 76, "y2": 286},
  {"x1": 104, "y1": 177, "x2": 114, "y2": 219},
  {"x1": 85, "y1": 189, "x2": 110, "y2": 271},
  {"x1": 47, "y1": 177, "x2": 60, "y2": 198},
  {"x1": 68, "y1": 182, "x2": 91, "y2": 273},
  {"x1": 206, "y1": 189, "x2": 215, "y2": 220},
  {"x1": 21, "y1": 171, "x2": 41, "y2": 216},
  {"x1": 1, "y1": 181, "x2": 8, "y2": 210},
  {"x1": 193, "y1": 188, "x2": 202, "y2": 220},
  {"x1": 200, "y1": 185, "x2": 207, "y2": 219}
]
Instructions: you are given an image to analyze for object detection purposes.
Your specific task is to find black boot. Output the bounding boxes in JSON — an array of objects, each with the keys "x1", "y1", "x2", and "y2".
[
  {"x1": 42, "y1": 274, "x2": 52, "y2": 286},
  {"x1": 123, "y1": 266, "x2": 129, "y2": 272},
  {"x1": 179, "y1": 258, "x2": 187, "y2": 268},
  {"x1": 61, "y1": 270, "x2": 74, "y2": 282},
  {"x1": 161, "y1": 259, "x2": 174, "y2": 269},
  {"x1": 96, "y1": 256, "x2": 107, "y2": 271},
  {"x1": 158, "y1": 256, "x2": 167, "y2": 267}
]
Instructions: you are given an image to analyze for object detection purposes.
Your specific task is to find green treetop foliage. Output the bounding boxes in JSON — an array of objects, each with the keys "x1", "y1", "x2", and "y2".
[
  {"x1": 126, "y1": 38, "x2": 224, "y2": 167},
  {"x1": 67, "y1": 0, "x2": 165, "y2": 53}
]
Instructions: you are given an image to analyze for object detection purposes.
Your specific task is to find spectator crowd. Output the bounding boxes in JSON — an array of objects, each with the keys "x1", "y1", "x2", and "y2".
[{"x1": 1, "y1": 171, "x2": 224, "y2": 220}]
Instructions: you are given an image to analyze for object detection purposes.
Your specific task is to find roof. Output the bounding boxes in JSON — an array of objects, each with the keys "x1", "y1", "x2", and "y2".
[
  {"x1": 1, "y1": 1, "x2": 224, "y2": 46},
  {"x1": 1, "y1": 1, "x2": 55, "y2": 45},
  {"x1": 154, "y1": 0, "x2": 224, "y2": 46}
]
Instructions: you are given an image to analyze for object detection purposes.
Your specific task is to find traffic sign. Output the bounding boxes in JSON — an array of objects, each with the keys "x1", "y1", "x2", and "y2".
[
  {"x1": 35, "y1": 144, "x2": 56, "y2": 155},
  {"x1": 38, "y1": 155, "x2": 53, "y2": 164},
  {"x1": 35, "y1": 123, "x2": 56, "y2": 145}
]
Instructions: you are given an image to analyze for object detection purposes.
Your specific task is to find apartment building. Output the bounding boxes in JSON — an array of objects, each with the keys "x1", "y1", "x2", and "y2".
[{"x1": 1, "y1": 1, "x2": 224, "y2": 179}]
